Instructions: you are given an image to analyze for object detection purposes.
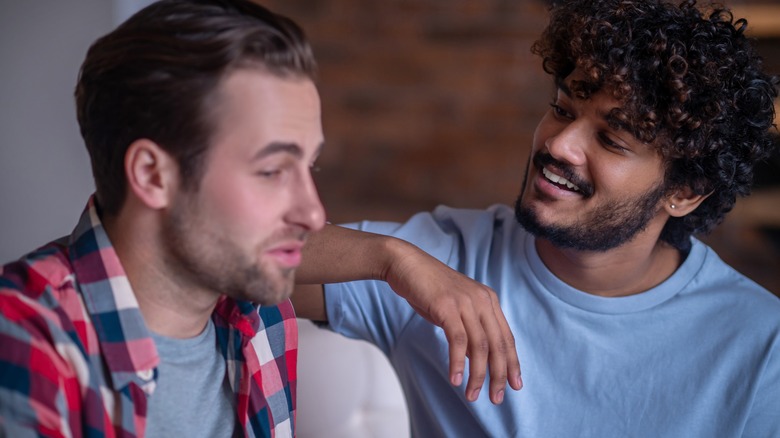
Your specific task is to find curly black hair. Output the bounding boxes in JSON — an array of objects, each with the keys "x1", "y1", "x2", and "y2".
[{"x1": 532, "y1": 0, "x2": 779, "y2": 251}]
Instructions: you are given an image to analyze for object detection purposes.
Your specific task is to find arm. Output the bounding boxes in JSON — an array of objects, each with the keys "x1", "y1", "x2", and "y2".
[
  {"x1": 742, "y1": 340, "x2": 780, "y2": 437},
  {"x1": 0, "y1": 313, "x2": 80, "y2": 437},
  {"x1": 293, "y1": 224, "x2": 522, "y2": 404}
]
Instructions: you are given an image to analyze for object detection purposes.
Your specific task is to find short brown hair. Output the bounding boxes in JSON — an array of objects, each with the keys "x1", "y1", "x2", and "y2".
[{"x1": 75, "y1": 0, "x2": 317, "y2": 215}]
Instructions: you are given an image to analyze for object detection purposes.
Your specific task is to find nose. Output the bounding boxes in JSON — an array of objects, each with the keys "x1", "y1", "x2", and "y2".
[
  {"x1": 544, "y1": 119, "x2": 588, "y2": 167},
  {"x1": 288, "y1": 169, "x2": 326, "y2": 232}
]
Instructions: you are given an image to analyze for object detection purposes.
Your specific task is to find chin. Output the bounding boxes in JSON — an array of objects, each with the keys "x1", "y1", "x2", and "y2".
[
  {"x1": 254, "y1": 278, "x2": 295, "y2": 306},
  {"x1": 223, "y1": 269, "x2": 292, "y2": 306}
]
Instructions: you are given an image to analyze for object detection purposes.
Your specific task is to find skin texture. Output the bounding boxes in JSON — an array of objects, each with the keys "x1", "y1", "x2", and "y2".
[
  {"x1": 292, "y1": 0, "x2": 778, "y2": 413},
  {"x1": 531, "y1": 0, "x2": 778, "y2": 250},
  {"x1": 516, "y1": 78, "x2": 668, "y2": 252},
  {"x1": 516, "y1": 69, "x2": 697, "y2": 297},
  {"x1": 105, "y1": 68, "x2": 325, "y2": 339},
  {"x1": 293, "y1": 226, "x2": 523, "y2": 404}
]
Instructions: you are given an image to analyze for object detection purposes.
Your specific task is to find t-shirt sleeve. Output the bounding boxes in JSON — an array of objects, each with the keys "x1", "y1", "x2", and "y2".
[
  {"x1": 323, "y1": 205, "x2": 511, "y2": 357},
  {"x1": 324, "y1": 210, "x2": 462, "y2": 357},
  {"x1": 742, "y1": 335, "x2": 780, "y2": 437}
]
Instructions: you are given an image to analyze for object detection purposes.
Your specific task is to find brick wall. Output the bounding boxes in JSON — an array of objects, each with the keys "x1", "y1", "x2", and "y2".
[
  {"x1": 259, "y1": 0, "x2": 780, "y2": 294},
  {"x1": 262, "y1": 0, "x2": 552, "y2": 223}
]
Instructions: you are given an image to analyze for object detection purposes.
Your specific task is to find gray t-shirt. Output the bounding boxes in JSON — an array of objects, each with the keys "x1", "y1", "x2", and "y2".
[{"x1": 146, "y1": 318, "x2": 236, "y2": 437}]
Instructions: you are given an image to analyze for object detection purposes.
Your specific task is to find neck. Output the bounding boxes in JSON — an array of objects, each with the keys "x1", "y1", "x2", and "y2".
[
  {"x1": 535, "y1": 231, "x2": 682, "y2": 297},
  {"x1": 103, "y1": 209, "x2": 219, "y2": 339}
]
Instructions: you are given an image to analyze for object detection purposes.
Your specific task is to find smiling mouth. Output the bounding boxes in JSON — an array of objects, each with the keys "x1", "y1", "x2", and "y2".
[{"x1": 542, "y1": 167, "x2": 581, "y2": 192}]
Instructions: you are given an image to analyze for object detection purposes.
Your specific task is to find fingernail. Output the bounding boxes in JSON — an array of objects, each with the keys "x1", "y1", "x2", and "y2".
[
  {"x1": 469, "y1": 388, "x2": 481, "y2": 401},
  {"x1": 517, "y1": 374, "x2": 524, "y2": 390},
  {"x1": 495, "y1": 389, "x2": 504, "y2": 404},
  {"x1": 452, "y1": 372, "x2": 463, "y2": 386}
]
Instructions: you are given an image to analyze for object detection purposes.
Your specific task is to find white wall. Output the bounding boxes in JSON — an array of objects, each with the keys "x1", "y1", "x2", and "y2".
[{"x1": 0, "y1": 1, "x2": 156, "y2": 263}]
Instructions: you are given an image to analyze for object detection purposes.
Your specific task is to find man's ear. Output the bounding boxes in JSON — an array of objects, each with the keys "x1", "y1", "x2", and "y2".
[
  {"x1": 124, "y1": 139, "x2": 179, "y2": 210},
  {"x1": 664, "y1": 187, "x2": 711, "y2": 217}
]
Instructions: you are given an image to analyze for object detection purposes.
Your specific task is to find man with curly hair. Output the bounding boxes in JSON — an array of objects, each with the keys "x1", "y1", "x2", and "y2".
[{"x1": 293, "y1": 0, "x2": 780, "y2": 436}]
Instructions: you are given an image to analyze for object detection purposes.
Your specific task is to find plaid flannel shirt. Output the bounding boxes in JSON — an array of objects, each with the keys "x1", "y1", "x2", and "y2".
[{"x1": 0, "y1": 197, "x2": 298, "y2": 437}]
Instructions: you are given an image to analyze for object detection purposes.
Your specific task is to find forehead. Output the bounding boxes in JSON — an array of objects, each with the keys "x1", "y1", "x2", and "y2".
[
  {"x1": 207, "y1": 68, "x2": 323, "y2": 154},
  {"x1": 559, "y1": 69, "x2": 642, "y2": 134},
  {"x1": 559, "y1": 69, "x2": 617, "y2": 104}
]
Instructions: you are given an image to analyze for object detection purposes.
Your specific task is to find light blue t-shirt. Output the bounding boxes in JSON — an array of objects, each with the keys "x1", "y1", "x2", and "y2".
[
  {"x1": 324, "y1": 204, "x2": 780, "y2": 438},
  {"x1": 146, "y1": 318, "x2": 236, "y2": 437}
]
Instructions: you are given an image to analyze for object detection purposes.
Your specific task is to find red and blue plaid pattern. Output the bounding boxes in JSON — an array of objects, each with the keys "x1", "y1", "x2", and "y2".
[{"x1": 0, "y1": 197, "x2": 297, "y2": 437}]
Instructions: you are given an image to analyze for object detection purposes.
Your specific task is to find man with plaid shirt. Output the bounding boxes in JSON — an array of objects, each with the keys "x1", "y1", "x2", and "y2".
[
  {"x1": 0, "y1": 1, "x2": 324, "y2": 436},
  {"x1": 0, "y1": 0, "x2": 521, "y2": 435}
]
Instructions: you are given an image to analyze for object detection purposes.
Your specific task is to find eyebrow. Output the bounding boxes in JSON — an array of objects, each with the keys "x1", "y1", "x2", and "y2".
[
  {"x1": 251, "y1": 141, "x2": 324, "y2": 161},
  {"x1": 556, "y1": 78, "x2": 572, "y2": 98},
  {"x1": 555, "y1": 81, "x2": 630, "y2": 132}
]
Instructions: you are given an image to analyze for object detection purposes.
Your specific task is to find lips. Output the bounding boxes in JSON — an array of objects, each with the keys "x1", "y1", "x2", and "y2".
[
  {"x1": 266, "y1": 241, "x2": 305, "y2": 268},
  {"x1": 541, "y1": 167, "x2": 581, "y2": 192},
  {"x1": 531, "y1": 152, "x2": 593, "y2": 198}
]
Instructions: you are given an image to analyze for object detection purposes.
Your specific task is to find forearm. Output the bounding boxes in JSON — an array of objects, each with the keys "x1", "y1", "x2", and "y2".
[
  {"x1": 293, "y1": 223, "x2": 410, "y2": 321},
  {"x1": 296, "y1": 223, "x2": 409, "y2": 285},
  {"x1": 292, "y1": 223, "x2": 523, "y2": 403}
]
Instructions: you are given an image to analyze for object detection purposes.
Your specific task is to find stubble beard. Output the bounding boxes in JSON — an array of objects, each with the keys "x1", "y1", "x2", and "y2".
[
  {"x1": 514, "y1": 157, "x2": 667, "y2": 252},
  {"x1": 161, "y1": 195, "x2": 294, "y2": 307}
]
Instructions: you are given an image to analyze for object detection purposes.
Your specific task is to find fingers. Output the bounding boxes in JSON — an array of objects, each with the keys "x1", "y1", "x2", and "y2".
[
  {"x1": 437, "y1": 286, "x2": 521, "y2": 404},
  {"x1": 456, "y1": 308, "x2": 489, "y2": 402},
  {"x1": 439, "y1": 314, "x2": 468, "y2": 389},
  {"x1": 468, "y1": 289, "x2": 512, "y2": 405},
  {"x1": 479, "y1": 309, "x2": 508, "y2": 404},
  {"x1": 482, "y1": 292, "x2": 522, "y2": 404},
  {"x1": 493, "y1": 295, "x2": 523, "y2": 392},
  {"x1": 413, "y1": 301, "x2": 470, "y2": 390},
  {"x1": 394, "y1": 251, "x2": 522, "y2": 404}
]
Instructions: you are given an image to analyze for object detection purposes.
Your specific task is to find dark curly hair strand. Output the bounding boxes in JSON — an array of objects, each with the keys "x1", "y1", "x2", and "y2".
[{"x1": 532, "y1": 0, "x2": 779, "y2": 251}]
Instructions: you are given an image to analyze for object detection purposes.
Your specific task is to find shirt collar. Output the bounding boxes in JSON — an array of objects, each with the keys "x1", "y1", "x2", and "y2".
[
  {"x1": 214, "y1": 295, "x2": 261, "y2": 339},
  {"x1": 68, "y1": 196, "x2": 159, "y2": 390}
]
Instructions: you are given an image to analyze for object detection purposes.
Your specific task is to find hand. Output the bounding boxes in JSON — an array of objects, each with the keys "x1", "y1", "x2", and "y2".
[{"x1": 382, "y1": 240, "x2": 523, "y2": 404}]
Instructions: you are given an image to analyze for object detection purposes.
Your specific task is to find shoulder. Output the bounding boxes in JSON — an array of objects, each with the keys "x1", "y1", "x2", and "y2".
[
  {"x1": 430, "y1": 204, "x2": 517, "y2": 230},
  {"x1": 344, "y1": 204, "x2": 520, "y2": 262},
  {"x1": 1, "y1": 240, "x2": 78, "y2": 332},
  {"x1": 1, "y1": 243, "x2": 88, "y2": 434},
  {"x1": 695, "y1": 240, "x2": 778, "y2": 300},
  {"x1": 687, "y1": 239, "x2": 780, "y2": 326},
  {"x1": 1, "y1": 239, "x2": 98, "y2": 368},
  {"x1": 1, "y1": 240, "x2": 72, "y2": 300}
]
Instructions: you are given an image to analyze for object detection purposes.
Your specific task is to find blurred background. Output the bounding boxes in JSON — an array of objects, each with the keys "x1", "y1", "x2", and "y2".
[{"x1": 1, "y1": 0, "x2": 778, "y2": 295}]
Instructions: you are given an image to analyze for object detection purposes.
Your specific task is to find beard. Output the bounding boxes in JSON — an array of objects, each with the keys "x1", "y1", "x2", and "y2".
[
  {"x1": 514, "y1": 154, "x2": 666, "y2": 252},
  {"x1": 161, "y1": 194, "x2": 295, "y2": 306}
]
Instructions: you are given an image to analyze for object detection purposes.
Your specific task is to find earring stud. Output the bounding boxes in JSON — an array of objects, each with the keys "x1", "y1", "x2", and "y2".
[{"x1": 670, "y1": 204, "x2": 676, "y2": 209}]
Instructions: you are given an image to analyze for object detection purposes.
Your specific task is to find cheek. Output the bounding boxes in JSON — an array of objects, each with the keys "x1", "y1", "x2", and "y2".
[
  {"x1": 200, "y1": 175, "x2": 275, "y2": 236},
  {"x1": 594, "y1": 160, "x2": 664, "y2": 196},
  {"x1": 532, "y1": 118, "x2": 552, "y2": 151},
  {"x1": 533, "y1": 111, "x2": 564, "y2": 143}
]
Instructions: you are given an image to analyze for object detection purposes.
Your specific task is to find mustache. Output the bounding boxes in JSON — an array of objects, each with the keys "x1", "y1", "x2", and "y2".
[
  {"x1": 532, "y1": 152, "x2": 594, "y2": 197},
  {"x1": 265, "y1": 226, "x2": 310, "y2": 247}
]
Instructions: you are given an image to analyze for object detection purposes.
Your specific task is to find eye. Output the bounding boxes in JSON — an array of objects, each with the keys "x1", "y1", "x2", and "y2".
[
  {"x1": 257, "y1": 169, "x2": 283, "y2": 178},
  {"x1": 598, "y1": 133, "x2": 629, "y2": 153},
  {"x1": 549, "y1": 102, "x2": 573, "y2": 119}
]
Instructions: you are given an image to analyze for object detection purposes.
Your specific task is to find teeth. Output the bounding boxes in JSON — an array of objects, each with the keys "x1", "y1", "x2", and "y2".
[{"x1": 542, "y1": 167, "x2": 580, "y2": 192}]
